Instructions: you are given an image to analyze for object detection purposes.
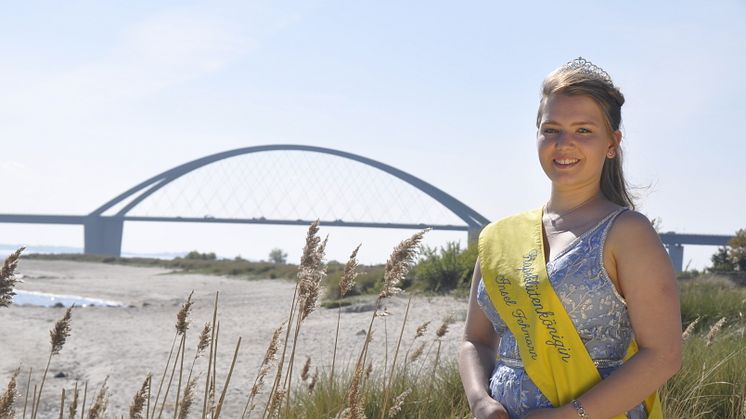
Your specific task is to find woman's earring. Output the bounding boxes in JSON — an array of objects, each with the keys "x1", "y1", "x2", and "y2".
[{"x1": 607, "y1": 150, "x2": 616, "y2": 158}]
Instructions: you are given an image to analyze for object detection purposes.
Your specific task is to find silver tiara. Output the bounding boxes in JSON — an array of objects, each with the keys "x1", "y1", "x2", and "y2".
[{"x1": 561, "y1": 57, "x2": 614, "y2": 86}]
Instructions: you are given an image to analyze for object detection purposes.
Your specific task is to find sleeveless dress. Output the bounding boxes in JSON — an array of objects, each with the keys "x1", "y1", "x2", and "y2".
[{"x1": 477, "y1": 207, "x2": 648, "y2": 419}]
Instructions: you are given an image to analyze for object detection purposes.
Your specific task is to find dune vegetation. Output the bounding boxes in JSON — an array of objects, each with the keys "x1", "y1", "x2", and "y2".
[{"x1": 3, "y1": 226, "x2": 746, "y2": 418}]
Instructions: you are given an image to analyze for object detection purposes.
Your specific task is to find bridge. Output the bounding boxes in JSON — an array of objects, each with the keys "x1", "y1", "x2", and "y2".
[{"x1": 0, "y1": 145, "x2": 732, "y2": 272}]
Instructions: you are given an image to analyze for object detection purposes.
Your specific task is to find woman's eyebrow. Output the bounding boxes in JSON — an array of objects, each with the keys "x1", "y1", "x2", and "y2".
[
  {"x1": 541, "y1": 120, "x2": 599, "y2": 126},
  {"x1": 571, "y1": 121, "x2": 599, "y2": 126}
]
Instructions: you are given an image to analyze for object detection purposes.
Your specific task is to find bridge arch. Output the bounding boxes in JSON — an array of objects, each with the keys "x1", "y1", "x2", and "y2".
[{"x1": 85, "y1": 145, "x2": 489, "y2": 256}]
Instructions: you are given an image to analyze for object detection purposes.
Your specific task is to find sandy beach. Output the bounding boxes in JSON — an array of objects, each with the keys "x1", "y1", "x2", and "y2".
[{"x1": 0, "y1": 259, "x2": 467, "y2": 418}]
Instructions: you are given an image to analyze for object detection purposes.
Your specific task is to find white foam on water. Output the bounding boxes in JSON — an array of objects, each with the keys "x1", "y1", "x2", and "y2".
[{"x1": 12, "y1": 290, "x2": 123, "y2": 308}]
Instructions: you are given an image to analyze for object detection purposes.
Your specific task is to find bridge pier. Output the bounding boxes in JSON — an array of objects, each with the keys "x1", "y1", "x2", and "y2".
[
  {"x1": 665, "y1": 243, "x2": 684, "y2": 273},
  {"x1": 467, "y1": 226, "x2": 482, "y2": 248},
  {"x1": 84, "y1": 216, "x2": 124, "y2": 256}
]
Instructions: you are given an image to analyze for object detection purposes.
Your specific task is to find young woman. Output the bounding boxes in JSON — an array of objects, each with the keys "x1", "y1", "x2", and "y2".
[{"x1": 458, "y1": 58, "x2": 682, "y2": 419}]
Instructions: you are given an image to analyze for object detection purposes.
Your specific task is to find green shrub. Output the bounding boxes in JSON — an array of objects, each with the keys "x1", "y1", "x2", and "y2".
[
  {"x1": 708, "y1": 228, "x2": 746, "y2": 273},
  {"x1": 676, "y1": 269, "x2": 701, "y2": 280},
  {"x1": 411, "y1": 241, "x2": 477, "y2": 293},
  {"x1": 268, "y1": 248, "x2": 288, "y2": 264},
  {"x1": 182, "y1": 250, "x2": 217, "y2": 260},
  {"x1": 324, "y1": 264, "x2": 385, "y2": 300}
]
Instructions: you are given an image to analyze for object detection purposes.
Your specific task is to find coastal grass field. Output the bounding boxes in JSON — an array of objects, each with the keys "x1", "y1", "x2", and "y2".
[{"x1": 2, "y1": 237, "x2": 745, "y2": 418}]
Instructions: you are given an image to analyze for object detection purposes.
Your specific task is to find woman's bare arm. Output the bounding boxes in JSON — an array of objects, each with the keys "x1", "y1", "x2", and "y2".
[{"x1": 459, "y1": 257, "x2": 509, "y2": 419}]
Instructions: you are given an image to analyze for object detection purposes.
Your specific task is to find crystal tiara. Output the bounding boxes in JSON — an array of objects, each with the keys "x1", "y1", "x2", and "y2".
[{"x1": 561, "y1": 57, "x2": 614, "y2": 86}]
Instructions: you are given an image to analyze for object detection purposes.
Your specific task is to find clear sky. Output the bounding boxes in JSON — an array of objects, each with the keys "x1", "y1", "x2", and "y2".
[{"x1": 1, "y1": 1, "x2": 744, "y2": 269}]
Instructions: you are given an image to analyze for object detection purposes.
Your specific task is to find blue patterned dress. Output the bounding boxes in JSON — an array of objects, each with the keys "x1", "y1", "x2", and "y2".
[{"x1": 477, "y1": 208, "x2": 648, "y2": 419}]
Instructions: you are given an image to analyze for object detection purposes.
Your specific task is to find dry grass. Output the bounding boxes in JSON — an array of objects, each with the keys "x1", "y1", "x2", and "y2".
[
  {"x1": 67, "y1": 381, "x2": 78, "y2": 419},
  {"x1": 0, "y1": 368, "x2": 19, "y2": 419},
  {"x1": 242, "y1": 322, "x2": 284, "y2": 419},
  {"x1": 177, "y1": 377, "x2": 197, "y2": 419},
  {"x1": 29, "y1": 306, "x2": 73, "y2": 419},
  {"x1": 0, "y1": 247, "x2": 25, "y2": 308},
  {"x1": 379, "y1": 229, "x2": 429, "y2": 300},
  {"x1": 387, "y1": 387, "x2": 411, "y2": 418},
  {"x1": 175, "y1": 291, "x2": 194, "y2": 336},
  {"x1": 341, "y1": 361, "x2": 366, "y2": 419},
  {"x1": 129, "y1": 374, "x2": 150, "y2": 419},
  {"x1": 87, "y1": 378, "x2": 109, "y2": 419},
  {"x1": 339, "y1": 244, "x2": 362, "y2": 297},
  {"x1": 705, "y1": 316, "x2": 727, "y2": 346},
  {"x1": 331, "y1": 245, "x2": 363, "y2": 386},
  {"x1": 662, "y1": 322, "x2": 746, "y2": 418},
  {"x1": 3, "y1": 242, "x2": 746, "y2": 418},
  {"x1": 682, "y1": 316, "x2": 701, "y2": 341}
]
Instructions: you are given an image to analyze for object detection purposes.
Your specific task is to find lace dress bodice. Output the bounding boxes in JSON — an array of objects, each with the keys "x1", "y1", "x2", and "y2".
[{"x1": 477, "y1": 208, "x2": 648, "y2": 419}]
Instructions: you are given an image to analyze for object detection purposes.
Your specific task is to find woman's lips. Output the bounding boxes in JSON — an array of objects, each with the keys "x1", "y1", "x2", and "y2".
[{"x1": 553, "y1": 158, "x2": 579, "y2": 168}]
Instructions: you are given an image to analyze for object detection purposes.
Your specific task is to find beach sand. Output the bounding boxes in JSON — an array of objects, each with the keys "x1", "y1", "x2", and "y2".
[{"x1": 0, "y1": 259, "x2": 467, "y2": 418}]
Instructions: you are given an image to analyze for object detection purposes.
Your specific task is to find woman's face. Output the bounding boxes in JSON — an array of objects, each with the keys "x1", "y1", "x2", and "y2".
[{"x1": 537, "y1": 94, "x2": 620, "y2": 192}]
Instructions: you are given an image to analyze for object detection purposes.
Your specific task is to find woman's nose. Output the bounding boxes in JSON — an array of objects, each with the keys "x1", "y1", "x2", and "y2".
[{"x1": 554, "y1": 131, "x2": 573, "y2": 147}]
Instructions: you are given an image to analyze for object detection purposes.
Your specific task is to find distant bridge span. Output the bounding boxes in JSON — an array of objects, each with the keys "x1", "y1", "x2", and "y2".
[
  {"x1": 0, "y1": 145, "x2": 732, "y2": 272},
  {"x1": 0, "y1": 144, "x2": 489, "y2": 255}
]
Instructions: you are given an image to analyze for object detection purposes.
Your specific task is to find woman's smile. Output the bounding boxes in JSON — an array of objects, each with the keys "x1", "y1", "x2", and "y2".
[{"x1": 553, "y1": 158, "x2": 580, "y2": 168}]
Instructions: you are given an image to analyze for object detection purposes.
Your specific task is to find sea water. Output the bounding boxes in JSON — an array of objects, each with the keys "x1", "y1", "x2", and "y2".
[
  {"x1": 11, "y1": 290, "x2": 123, "y2": 307},
  {"x1": 0, "y1": 244, "x2": 179, "y2": 307}
]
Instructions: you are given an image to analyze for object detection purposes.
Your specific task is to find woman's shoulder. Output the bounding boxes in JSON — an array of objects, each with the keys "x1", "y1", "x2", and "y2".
[
  {"x1": 611, "y1": 208, "x2": 655, "y2": 233},
  {"x1": 606, "y1": 209, "x2": 663, "y2": 256},
  {"x1": 604, "y1": 208, "x2": 673, "y2": 294}
]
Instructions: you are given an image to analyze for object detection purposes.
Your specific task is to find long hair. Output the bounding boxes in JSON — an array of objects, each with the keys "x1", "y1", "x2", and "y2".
[{"x1": 536, "y1": 59, "x2": 635, "y2": 209}]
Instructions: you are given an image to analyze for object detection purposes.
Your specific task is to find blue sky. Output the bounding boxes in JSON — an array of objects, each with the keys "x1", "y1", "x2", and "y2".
[{"x1": 1, "y1": 1, "x2": 744, "y2": 268}]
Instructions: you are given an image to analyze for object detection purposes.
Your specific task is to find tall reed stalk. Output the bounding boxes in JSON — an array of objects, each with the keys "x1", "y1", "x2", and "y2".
[
  {"x1": 31, "y1": 307, "x2": 73, "y2": 419},
  {"x1": 154, "y1": 291, "x2": 193, "y2": 419},
  {"x1": 57, "y1": 388, "x2": 65, "y2": 419},
  {"x1": 212, "y1": 337, "x2": 241, "y2": 419},
  {"x1": 79, "y1": 381, "x2": 87, "y2": 419},
  {"x1": 379, "y1": 296, "x2": 412, "y2": 419},
  {"x1": 86, "y1": 378, "x2": 108, "y2": 419},
  {"x1": 177, "y1": 377, "x2": 196, "y2": 419},
  {"x1": 151, "y1": 291, "x2": 193, "y2": 419},
  {"x1": 331, "y1": 244, "x2": 361, "y2": 386},
  {"x1": 67, "y1": 381, "x2": 78, "y2": 419},
  {"x1": 0, "y1": 247, "x2": 25, "y2": 308},
  {"x1": 129, "y1": 374, "x2": 150, "y2": 419},
  {"x1": 283, "y1": 234, "x2": 328, "y2": 414},
  {"x1": 263, "y1": 220, "x2": 327, "y2": 418},
  {"x1": 201, "y1": 292, "x2": 219, "y2": 419},
  {"x1": 340, "y1": 228, "x2": 429, "y2": 418},
  {"x1": 241, "y1": 322, "x2": 284, "y2": 419},
  {"x1": 22, "y1": 368, "x2": 31, "y2": 419},
  {"x1": 170, "y1": 334, "x2": 187, "y2": 419},
  {"x1": 0, "y1": 368, "x2": 20, "y2": 419}
]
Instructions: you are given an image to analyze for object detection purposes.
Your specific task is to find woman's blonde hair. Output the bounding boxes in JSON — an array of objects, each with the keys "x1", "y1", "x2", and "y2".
[{"x1": 536, "y1": 58, "x2": 635, "y2": 209}]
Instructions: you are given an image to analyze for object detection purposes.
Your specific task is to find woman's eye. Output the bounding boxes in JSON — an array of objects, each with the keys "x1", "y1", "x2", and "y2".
[
  {"x1": 542, "y1": 128, "x2": 558, "y2": 134},
  {"x1": 577, "y1": 127, "x2": 592, "y2": 134}
]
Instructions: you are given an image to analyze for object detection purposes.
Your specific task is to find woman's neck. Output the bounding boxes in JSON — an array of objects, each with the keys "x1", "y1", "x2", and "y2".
[
  {"x1": 545, "y1": 188, "x2": 604, "y2": 215},
  {"x1": 543, "y1": 188, "x2": 615, "y2": 233}
]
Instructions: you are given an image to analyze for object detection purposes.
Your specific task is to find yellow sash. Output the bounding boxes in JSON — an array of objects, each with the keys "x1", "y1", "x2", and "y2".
[{"x1": 478, "y1": 208, "x2": 661, "y2": 418}]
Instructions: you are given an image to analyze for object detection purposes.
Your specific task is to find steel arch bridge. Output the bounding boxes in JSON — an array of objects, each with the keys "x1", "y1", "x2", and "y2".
[
  {"x1": 0, "y1": 144, "x2": 732, "y2": 271},
  {"x1": 8, "y1": 145, "x2": 491, "y2": 256}
]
